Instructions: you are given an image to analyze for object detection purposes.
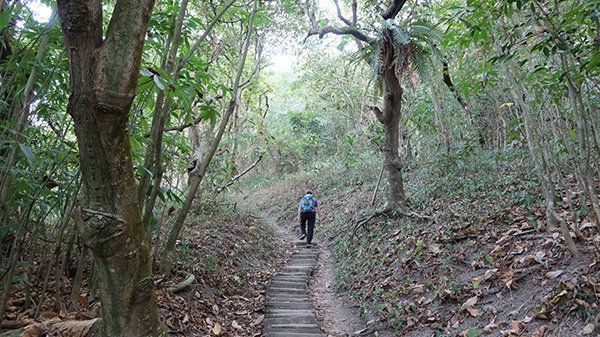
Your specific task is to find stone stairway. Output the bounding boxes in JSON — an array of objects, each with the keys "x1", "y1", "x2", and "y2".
[{"x1": 264, "y1": 243, "x2": 325, "y2": 337}]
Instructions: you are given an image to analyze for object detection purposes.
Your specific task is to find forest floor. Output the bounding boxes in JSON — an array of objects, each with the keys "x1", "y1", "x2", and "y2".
[
  {"x1": 250, "y1": 149, "x2": 600, "y2": 337},
  {"x1": 3, "y1": 152, "x2": 598, "y2": 337},
  {"x1": 1, "y1": 205, "x2": 290, "y2": 337}
]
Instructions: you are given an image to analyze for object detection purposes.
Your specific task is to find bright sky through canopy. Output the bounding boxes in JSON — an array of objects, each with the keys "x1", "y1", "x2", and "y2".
[{"x1": 28, "y1": 0, "x2": 53, "y2": 22}]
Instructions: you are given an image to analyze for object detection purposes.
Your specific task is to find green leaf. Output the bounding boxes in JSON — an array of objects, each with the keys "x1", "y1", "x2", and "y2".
[
  {"x1": 140, "y1": 68, "x2": 153, "y2": 77},
  {"x1": 19, "y1": 144, "x2": 36, "y2": 166},
  {"x1": 587, "y1": 52, "x2": 600, "y2": 71},
  {"x1": 0, "y1": 8, "x2": 10, "y2": 30},
  {"x1": 153, "y1": 75, "x2": 165, "y2": 90},
  {"x1": 466, "y1": 328, "x2": 481, "y2": 337}
]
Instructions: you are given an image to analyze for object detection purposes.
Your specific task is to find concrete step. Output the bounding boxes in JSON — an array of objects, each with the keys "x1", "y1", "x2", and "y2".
[
  {"x1": 263, "y1": 240, "x2": 323, "y2": 336},
  {"x1": 265, "y1": 295, "x2": 311, "y2": 302},
  {"x1": 268, "y1": 287, "x2": 307, "y2": 294},
  {"x1": 264, "y1": 324, "x2": 323, "y2": 334},
  {"x1": 266, "y1": 332, "x2": 325, "y2": 337},
  {"x1": 265, "y1": 301, "x2": 315, "y2": 310},
  {"x1": 264, "y1": 314, "x2": 317, "y2": 325}
]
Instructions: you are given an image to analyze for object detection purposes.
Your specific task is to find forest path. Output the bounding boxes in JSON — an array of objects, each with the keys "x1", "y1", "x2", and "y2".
[
  {"x1": 264, "y1": 242, "x2": 324, "y2": 337},
  {"x1": 263, "y1": 218, "x2": 388, "y2": 337}
]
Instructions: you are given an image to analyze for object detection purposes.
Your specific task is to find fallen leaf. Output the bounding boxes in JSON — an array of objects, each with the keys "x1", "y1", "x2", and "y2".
[
  {"x1": 582, "y1": 324, "x2": 595, "y2": 335},
  {"x1": 484, "y1": 268, "x2": 498, "y2": 280},
  {"x1": 429, "y1": 243, "x2": 442, "y2": 254},
  {"x1": 482, "y1": 319, "x2": 498, "y2": 332},
  {"x1": 545, "y1": 270, "x2": 563, "y2": 279},
  {"x1": 212, "y1": 322, "x2": 221, "y2": 335},
  {"x1": 232, "y1": 320, "x2": 241, "y2": 329},
  {"x1": 461, "y1": 296, "x2": 480, "y2": 317},
  {"x1": 251, "y1": 314, "x2": 265, "y2": 326}
]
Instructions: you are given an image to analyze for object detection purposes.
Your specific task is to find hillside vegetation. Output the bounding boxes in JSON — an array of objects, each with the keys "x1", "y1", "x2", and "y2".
[{"x1": 250, "y1": 147, "x2": 598, "y2": 336}]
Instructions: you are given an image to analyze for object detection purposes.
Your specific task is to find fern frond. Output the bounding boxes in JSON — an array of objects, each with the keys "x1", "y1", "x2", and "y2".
[
  {"x1": 347, "y1": 39, "x2": 382, "y2": 81},
  {"x1": 409, "y1": 43, "x2": 433, "y2": 83},
  {"x1": 408, "y1": 22, "x2": 442, "y2": 42}
]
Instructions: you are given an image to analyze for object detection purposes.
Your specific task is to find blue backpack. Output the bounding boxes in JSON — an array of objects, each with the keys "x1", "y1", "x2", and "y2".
[{"x1": 300, "y1": 195, "x2": 315, "y2": 213}]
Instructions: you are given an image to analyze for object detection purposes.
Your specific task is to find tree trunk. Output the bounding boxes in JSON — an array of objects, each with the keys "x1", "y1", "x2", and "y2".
[
  {"x1": 504, "y1": 64, "x2": 559, "y2": 229},
  {"x1": 56, "y1": 1, "x2": 163, "y2": 336},
  {"x1": 382, "y1": 107, "x2": 405, "y2": 210},
  {"x1": 162, "y1": 0, "x2": 259, "y2": 272},
  {"x1": 373, "y1": 32, "x2": 406, "y2": 211}
]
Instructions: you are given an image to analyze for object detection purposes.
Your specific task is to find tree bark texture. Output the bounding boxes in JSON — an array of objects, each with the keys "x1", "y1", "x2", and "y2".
[
  {"x1": 56, "y1": 1, "x2": 163, "y2": 336},
  {"x1": 374, "y1": 31, "x2": 406, "y2": 211}
]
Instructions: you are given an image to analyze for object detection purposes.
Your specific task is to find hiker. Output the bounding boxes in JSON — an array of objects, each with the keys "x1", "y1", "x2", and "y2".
[{"x1": 298, "y1": 190, "x2": 321, "y2": 246}]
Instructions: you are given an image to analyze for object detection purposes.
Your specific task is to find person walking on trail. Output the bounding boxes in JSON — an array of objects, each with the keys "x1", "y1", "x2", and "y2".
[{"x1": 298, "y1": 190, "x2": 320, "y2": 247}]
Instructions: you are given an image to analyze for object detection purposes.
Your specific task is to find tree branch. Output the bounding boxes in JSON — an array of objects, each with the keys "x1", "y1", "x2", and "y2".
[
  {"x1": 369, "y1": 105, "x2": 385, "y2": 123},
  {"x1": 381, "y1": 0, "x2": 408, "y2": 20},
  {"x1": 96, "y1": 0, "x2": 155, "y2": 104},
  {"x1": 261, "y1": 94, "x2": 270, "y2": 119},
  {"x1": 302, "y1": 0, "x2": 370, "y2": 44},
  {"x1": 167, "y1": 270, "x2": 195, "y2": 293},
  {"x1": 304, "y1": 26, "x2": 371, "y2": 43},
  {"x1": 442, "y1": 61, "x2": 468, "y2": 111},
  {"x1": 217, "y1": 153, "x2": 264, "y2": 193},
  {"x1": 238, "y1": 38, "x2": 264, "y2": 90},
  {"x1": 177, "y1": 0, "x2": 236, "y2": 72},
  {"x1": 333, "y1": 0, "x2": 352, "y2": 26}
]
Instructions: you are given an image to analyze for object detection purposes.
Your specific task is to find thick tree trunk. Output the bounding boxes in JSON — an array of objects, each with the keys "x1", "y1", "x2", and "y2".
[
  {"x1": 57, "y1": 1, "x2": 162, "y2": 336},
  {"x1": 373, "y1": 33, "x2": 406, "y2": 211}
]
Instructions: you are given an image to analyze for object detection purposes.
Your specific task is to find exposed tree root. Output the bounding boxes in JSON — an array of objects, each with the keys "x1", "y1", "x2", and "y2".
[
  {"x1": 351, "y1": 208, "x2": 435, "y2": 242},
  {"x1": 168, "y1": 270, "x2": 195, "y2": 293}
]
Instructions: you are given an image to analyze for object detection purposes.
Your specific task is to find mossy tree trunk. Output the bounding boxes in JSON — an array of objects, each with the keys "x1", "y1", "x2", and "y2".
[{"x1": 56, "y1": 1, "x2": 163, "y2": 336}]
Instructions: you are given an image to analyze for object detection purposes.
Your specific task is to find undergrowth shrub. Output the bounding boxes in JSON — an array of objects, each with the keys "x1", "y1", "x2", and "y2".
[{"x1": 319, "y1": 147, "x2": 542, "y2": 329}]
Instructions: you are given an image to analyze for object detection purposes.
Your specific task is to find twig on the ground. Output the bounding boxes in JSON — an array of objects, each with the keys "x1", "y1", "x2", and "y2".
[
  {"x1": 353, "y1": 319, "x2": 392, "y2": 336},
  {"x1": 514, "y1": 228, "x2": 538, "y2": 237},
  {"x1": 0, "y1": 320, "x2": 35, "y2": 330},
  {"x1": 437, "y1": 234, "x2": 478, "y2": 244},
  {"x1": 405, "y1": 211, "x2": 434, "y2": 221}
]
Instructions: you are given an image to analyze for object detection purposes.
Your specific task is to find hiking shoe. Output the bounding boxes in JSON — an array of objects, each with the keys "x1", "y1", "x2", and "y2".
[
  {"x1": 299, "y1": 234, "x2": 306, "y2": 240},
  {"x1": 306, "y1": 243, "x2": 312, "y2": 248}
]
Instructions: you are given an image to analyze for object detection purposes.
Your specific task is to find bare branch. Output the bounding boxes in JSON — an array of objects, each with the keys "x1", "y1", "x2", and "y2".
[
  {"x1": 167, "y1": 270, "x2": 195, "y2": 293},
  {"x1": 305, "y1": 26, "x2": 371, "y2": 43},
  {"x1": 302, "y1": 0, "x2": 369, "y2": 45},
  {"x1": 239, "y1": 38, "x2": 264, "y2": 89},
  {"x1": 333, "y1": 0, "x2": 352, "y2": 26},
  {"x1": 369, "y1": 105, "x2": 385, "y2": 123},
  {"x1": 261, "y1": 94, "x2": 270, "y2": 119},
  {"x1": 442, "y1": 61, "x2": 468, "y2": 111},
  {"x1": 217, "y1": 153, "x2": 264, "y2": 193}
]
